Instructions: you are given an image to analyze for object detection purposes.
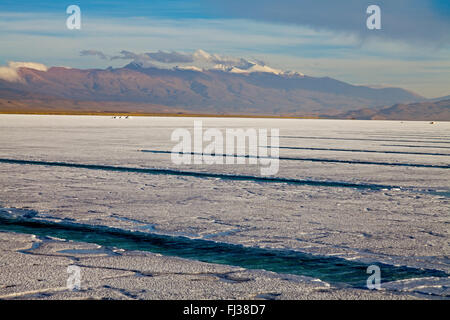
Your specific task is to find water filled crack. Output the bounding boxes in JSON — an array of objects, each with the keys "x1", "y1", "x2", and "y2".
[{"x1": 0, "y1": 208, "x2": 447, "y2": 288}]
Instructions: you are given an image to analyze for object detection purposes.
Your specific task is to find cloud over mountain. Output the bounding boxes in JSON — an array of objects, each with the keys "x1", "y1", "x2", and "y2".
[
  {"x1": 81, "y1": 49, "x2": 264, "y2": 70},
  {"x1": 0, "y1": 62, "x2": 48, "y2": 82}
]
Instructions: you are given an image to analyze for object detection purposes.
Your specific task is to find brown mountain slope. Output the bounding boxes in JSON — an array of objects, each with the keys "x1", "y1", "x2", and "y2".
[
  {"x1": 0, "y1": 64, "x2": 423, "y2": 115},
  {"x1": 335, "y1": 99, "x2": 450, "y2": 121}
]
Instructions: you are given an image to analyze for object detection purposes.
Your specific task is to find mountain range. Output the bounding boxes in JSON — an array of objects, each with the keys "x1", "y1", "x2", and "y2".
[
  {"x1": 333, "y1": 99, "x2": 450, "y2": 121},
  {"x1": 0, "y1": 62, "x2": 447, "y2": 120}
]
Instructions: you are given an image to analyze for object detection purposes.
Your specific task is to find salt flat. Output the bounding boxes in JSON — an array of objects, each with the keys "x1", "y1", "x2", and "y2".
[{"x1": 0, "y1": 115, "x2": 448, "y2": 299}]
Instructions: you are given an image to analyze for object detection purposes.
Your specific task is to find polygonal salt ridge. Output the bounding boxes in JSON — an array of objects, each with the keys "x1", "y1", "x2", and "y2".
[
  {"x1": 0, "y1": 207, "x2": 38, "y2": 219},
  {"x1": 381, "y1": 276, "x2": 450, "y2": 297},
  {"x1": 246, "y1": 269, "x2": 331, "y2": 288}
]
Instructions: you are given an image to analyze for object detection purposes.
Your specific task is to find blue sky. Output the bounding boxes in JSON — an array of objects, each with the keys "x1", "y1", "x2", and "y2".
[{"x1": 0, "y1": 0, "x2": 449, "y2": 97}]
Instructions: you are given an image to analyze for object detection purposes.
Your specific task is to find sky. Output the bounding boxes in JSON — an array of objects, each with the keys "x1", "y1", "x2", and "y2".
[{"x1": 0, "y1": 0, "x2": 449, "y2": 98}]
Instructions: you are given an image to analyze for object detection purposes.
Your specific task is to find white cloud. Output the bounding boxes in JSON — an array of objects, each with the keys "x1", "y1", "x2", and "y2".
[
  {"x1": 106, "y1": 48, "x2": 257, "y2": 70},
  {"x1": 0, "y1": 61, "x2": 48, "y2": 82},
  {"x1": 85, "y1": 48, "x2": 296, "y2": 76},
  {"x1": 0, "y1": 66, "x2": 21, "y2": 82},
  {"x1": 8, "y1": 61, "x2": 47, "y2": 72}
]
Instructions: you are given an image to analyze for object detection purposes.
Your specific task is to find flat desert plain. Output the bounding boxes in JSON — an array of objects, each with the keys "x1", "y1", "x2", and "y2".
[{"x1": 0, "y1": 115, "x2": 448, "y2": 299}]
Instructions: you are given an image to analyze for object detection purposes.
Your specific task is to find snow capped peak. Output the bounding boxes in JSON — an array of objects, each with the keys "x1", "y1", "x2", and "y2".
[
  {"x1": 212, "y1": 64, "x2": 226, "y2": 71},
  {"x1": 212, "y1": 64, "x2": 249, "y2": 73},
  {"x1": 211, "y1": 61, "x2": 303, "y2": 76},
  {"x1": 120, "y1": 48, "x2": 306, "y2": 77},
  {"x1": 212, "y1": 64, "x2": 235, "y2": 72},
  {"x1": 246, "y1": 63, "x2": 283, "y2": 75},
  {"x1": 229, "y1": 67, "x2": 249, "y2": 74},
  {"x1": 118, "y1": 48, "x2": 305, "y2": 77},
  {"x1": 283, "y1": 70, "x2": 305, "y2": 77},
  {"x1": 175, "y1": 65, "x2": 203, "y2": 72},
  {"x1": 193, "y1": 49, "x2": 212, "y2": 61}
]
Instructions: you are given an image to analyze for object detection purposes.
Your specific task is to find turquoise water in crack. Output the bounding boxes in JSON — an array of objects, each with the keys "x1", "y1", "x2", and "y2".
[{"x1": 0, "y1": 215, "x2": 447, "y2": 288}]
